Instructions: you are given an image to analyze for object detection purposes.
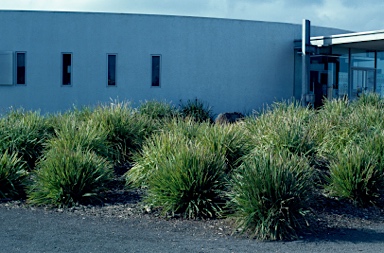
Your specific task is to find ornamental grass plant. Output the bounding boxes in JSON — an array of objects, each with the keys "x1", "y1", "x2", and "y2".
[
  {"x1": 127, "y1": 118, "x2": 250, "y2": 218},
  {"x1": 244, "y1": 101, "x2": 315, "y2": 157},
  {"x1": 0, "y1": 109, "x2": 49, "y2": 170},
  {"x1": 28, "y1": 146, "x2": 113, "y2": 207},
  {"x1": 180, "y1": 98, "x2": 214, "y2": 123},
  {"x1": 228, "y1": 149, "x2": 314, "y2": 241},
  {"x1": 126, "y1": 129, "x2": 190, "y2": 188},
  {"x1": 352, "y1": 92, "x2": 384, "y2": 109},
  {"x1": 163, "y1": 118, "x2": 250, "y2": 171},
  {"x1": 137, "y1": 100, "x2": 180, "y2": 121},
  {"x1": 313, "y1": 94, "x2": 384, "y2": 161},
  {"x1": 0, "y1": 151, "x2": 28, "y2": 199},
  {"x1": 90, "y1": 101, "x2": 156, "y2": 164},
  {"x1": 46, "y1": 114, "x2": 112, "y2": 160},
  {"x1": 198, "y1": 122, "x2": 250, "y2": 173},
  {"x1": 126, "y1": 118, "x2": 208, "y2": 188},
  {"x1": 326, "y1": 144, "x2": 383, "y2": 206},
  {"x1": 127, "y1": 118, "x2": 250, "y2": 186},
  {"x1": 311, "y1": 94, "x2": 384, "y2": 205},
  {"x1": 308, "y1": 97, "x2": 352, "y2": 157},
  {"x1": 144, "y1": 141, "x2": 227, "y2": 218}
]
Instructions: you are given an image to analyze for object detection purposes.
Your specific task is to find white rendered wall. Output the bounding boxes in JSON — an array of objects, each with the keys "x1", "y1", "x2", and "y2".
[{"x1": 0, "y1": 11, "x2": 346, "y2": 115}]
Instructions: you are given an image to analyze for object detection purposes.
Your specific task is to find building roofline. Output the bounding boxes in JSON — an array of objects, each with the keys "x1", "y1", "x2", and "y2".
[
  {"x1": 310, "y1": 29, "x2": 384, "y2": 48},
  {"x1": 0, "y1": 9, "x2": 323, "y2": 29}
]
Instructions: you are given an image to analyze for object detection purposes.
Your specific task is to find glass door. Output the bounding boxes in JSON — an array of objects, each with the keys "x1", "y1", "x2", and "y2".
[{"x1": 351, "y1": 68, "x2": 375, "y2": 99}]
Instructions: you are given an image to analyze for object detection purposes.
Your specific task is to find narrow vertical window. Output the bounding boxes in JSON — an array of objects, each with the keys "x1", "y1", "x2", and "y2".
[
  {"x1": 151, "y1": 55, "x2": 161, "y2": 87},
  {"x1": 108, "y1": 54, "x2": 116, "y2": 86},
  {"x1": 62, "y1": 53, "x2": 72, "y2": 85},
  {"x1": 16, "y1": 52, "x2": 26, "y2": 85}
]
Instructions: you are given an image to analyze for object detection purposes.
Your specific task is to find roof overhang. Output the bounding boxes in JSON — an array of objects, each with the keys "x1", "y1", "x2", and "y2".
[{"x1": 310, "y1": 30, "x2": 384, "y2": 51}]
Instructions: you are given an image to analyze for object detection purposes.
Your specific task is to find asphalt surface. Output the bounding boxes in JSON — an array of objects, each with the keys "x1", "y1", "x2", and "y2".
[{"x1": 2, "y1": 207, "x2": 384, "y2": 253}]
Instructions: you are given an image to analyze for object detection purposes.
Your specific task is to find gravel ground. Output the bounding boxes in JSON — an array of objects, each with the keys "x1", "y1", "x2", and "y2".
[{"x1": 2, "y1": 178, "x2": 384, "y2": 252}]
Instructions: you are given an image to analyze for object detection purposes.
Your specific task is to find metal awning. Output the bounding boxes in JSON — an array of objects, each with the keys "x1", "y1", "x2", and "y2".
[{"x1": 310, "y1": 30, "x2": 384, "y2": 50}]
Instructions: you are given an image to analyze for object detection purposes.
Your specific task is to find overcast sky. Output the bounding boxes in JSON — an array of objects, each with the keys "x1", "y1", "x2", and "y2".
[{"x1": 0, "y1": 0, "x2": 383, "y2": 32}]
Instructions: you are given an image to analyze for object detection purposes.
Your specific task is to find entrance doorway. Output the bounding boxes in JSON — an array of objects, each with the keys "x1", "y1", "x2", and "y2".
[
  {"x1": 309, "y1": 56, "x2": 338, "y2": 108},
  {"x1": 351, "y1": 68, "x2": 375, "y2": 99}
]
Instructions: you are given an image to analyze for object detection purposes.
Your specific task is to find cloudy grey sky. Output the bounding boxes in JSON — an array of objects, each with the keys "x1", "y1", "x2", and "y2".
[{"x1": 0, "y1": 0, "x2": 383, "y2": 32}]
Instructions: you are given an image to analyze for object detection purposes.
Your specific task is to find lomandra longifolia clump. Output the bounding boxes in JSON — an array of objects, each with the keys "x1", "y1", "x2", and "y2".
[
  {"x1": 126, "y1": 130, "x2": 190, "y2": 188},
  {"x1": 245, "y1": 101, "x2": 315, "y2": 157},
  {"x1": 127, "y1": 118, "x2": 249, "y2": 188},
  {"x1": 229, "y1": 150, "x2": 314, "y2": 241},
  {"x1": 326, "y1": 144, "x2": 383, "y2": 206},
  {"x1": 138, "y1": 100, "x2": 180, "y2": 121},
  {"x1": 179, "y1": 98, "x2": 214, "y2": 123},
  {"x1": 144, "y1": 141, "x2": 227, "y2": 218},
  {"x1": 0, "y1": 109, "x2": 49, "y2": 170},
  {"x1": 28, "y1": 147, "x2": 113, "y2": 207},
  {"x1": 314, "y1": 95, "x2": 384, "y2": 162},
  {"x1": 48, "y1": 115, "x2": 112, "y2": 160},
  {"x1": 91, "y1": 101, "x2": 155, "y2": 164},
  {"x1": 0, "y1": 151, "x2": 28, "y2": 199}
]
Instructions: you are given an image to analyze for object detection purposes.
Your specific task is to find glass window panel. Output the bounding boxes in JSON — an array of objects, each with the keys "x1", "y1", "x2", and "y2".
[
  {"x1": 376, "y1": 51, "x2": 384, "y2": 96},
  {"x1": 151, "y1": 55, "x2": 160, "y2": 87},
  {"x1": 108, "y1": 54, "x2": 116, "y2": 86},
  {"x1": 16, "y1": 52, "x2": 26, "y2": 85},
  {"x1": 351, "y1": 49, "x2": 374, "y2": 68},
  {"x1": 62, "y1": 53, "x2": 72, "y2": 85}
]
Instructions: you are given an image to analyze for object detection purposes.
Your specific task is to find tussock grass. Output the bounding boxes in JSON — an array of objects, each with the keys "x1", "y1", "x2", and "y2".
[
  {"x1": 127, "y1": 118, "x2": 250, "y2": 187},
  {"x1": 180, "y1": 98, "x2": 214, "y2": 123},
  {"x1": 0, "y1": 151, "x2": 28, "y2": 199},
  {"x1": 126, "y1": 129, "x2": 190, "y2": 188},
  {"x1": 245, "y1": 101, "x2": 315, "y2": 157},
  {"x1": 0, "y1": 109, "x2": 49, "y2": 170},
  {"x1": 28, "y1": 147, "x2": 113, "y2": 207},
  {"x1": 47, "y1": 114, "x2": 112, "y2": 160},
  {"x1": 91, "y1": 101, "x2": 156, "y2": 164},
  {"x1": 127, "y1": 118, "x2": 249, "y2": 218},
  {"x1": 229, "y1": 149, "x2": 314, "y2": 241},
  {"x1": 145, "y1": 142, "x2": 227, "y2": 218},
  {"x1": 138, "y1": 100, "x2": 180, "y2": 120},
  {"x1": 326, "y1": 145, "x2": 383, "y2": 206}
]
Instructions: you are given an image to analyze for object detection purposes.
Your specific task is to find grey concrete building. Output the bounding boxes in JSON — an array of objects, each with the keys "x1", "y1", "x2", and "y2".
[{"x1": 1, "y1": 10, "x2": 381, "y2": 114}]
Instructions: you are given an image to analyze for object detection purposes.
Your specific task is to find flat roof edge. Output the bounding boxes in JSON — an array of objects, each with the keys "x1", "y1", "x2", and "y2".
[{"x1": 311, "y1": 29, "x2": 384, "y2": 46}]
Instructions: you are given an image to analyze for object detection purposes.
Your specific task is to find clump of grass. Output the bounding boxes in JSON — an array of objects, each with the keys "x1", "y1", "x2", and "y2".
[
  {"x1": 138, "y1": 100, "x2": 180, "y2": 121},
  {"x1": 144, "y1": 141, "x2": 227, "y2": 218},
  {"x1": 228, "y1": 149, "x2": 314, "y2": 241},
  {"x1": 126, "y1": 130, "x2": 190, "y2": 188},
  {"x1": 313, "y1": 96, "x2": 384, "y2": 163},
  {"x1": 352, "y1": 92, "x2": 384, "y2": 109},
  {"x1": 127, "y1": 118, "x2": 250, "y2": 218},
  {"x1": 308, "y1": 98, "x2": 352, "y2": 154},
  {"x1": 47, "y1": 115, "x2": 112, "y2": 160},
  {"x1": 0, "y1": 151, "x2": 28, "y2": 199},
  {"x1": 326, "y1": 143, "x2": 384, "y2": 206},
  {"x1": 0, "y1": 109, "x2": 49, "y2": 170},
  {"x1": 127, "y1": 118, "x2": 249, "y2": 187},
  {"x1": 199, "y1": 122, "x2": 250, "y2": 173},
  {"x1": 180, "y1": 98, "x2": 214, "y2": 123},
  {"x1": 28, "y1": 146, "x2": 113, "y2": 207},
  {"x1": 245, "y1": 101, "x2": 315, "y2": 157},
  {"x1": 91, "y1": 101, "x2": 155, "y2": 164}
]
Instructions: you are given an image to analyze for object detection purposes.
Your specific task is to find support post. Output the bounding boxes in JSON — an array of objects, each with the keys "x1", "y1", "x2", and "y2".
[{"x1": 301, "y1": 19, "x2": 311, "y2": 106}]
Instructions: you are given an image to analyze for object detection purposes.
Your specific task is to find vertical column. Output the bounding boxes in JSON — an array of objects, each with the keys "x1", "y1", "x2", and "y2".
[{"x1": 301, "y1": 19, "x2": 311, "y2": 106}]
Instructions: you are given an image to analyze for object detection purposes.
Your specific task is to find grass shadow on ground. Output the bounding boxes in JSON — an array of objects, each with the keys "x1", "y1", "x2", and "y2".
[{"x1": 304, "y1": 227, "x2": 384, "y2": 243}]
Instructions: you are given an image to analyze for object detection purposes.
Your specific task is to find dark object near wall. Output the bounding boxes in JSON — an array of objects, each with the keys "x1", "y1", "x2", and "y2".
[{"x1": 215, "y1": 112, "x2": 244, "y2": 124}]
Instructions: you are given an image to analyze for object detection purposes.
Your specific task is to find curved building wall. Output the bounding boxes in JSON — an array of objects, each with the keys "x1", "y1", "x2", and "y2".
[{"x1": 0, "y1": 10, "x2": 346, "y2": 114}]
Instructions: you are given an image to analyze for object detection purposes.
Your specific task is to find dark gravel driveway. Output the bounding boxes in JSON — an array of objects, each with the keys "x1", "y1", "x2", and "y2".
[{"x1": 2, "y1": 207, "x2": 384, "y2": 253}]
